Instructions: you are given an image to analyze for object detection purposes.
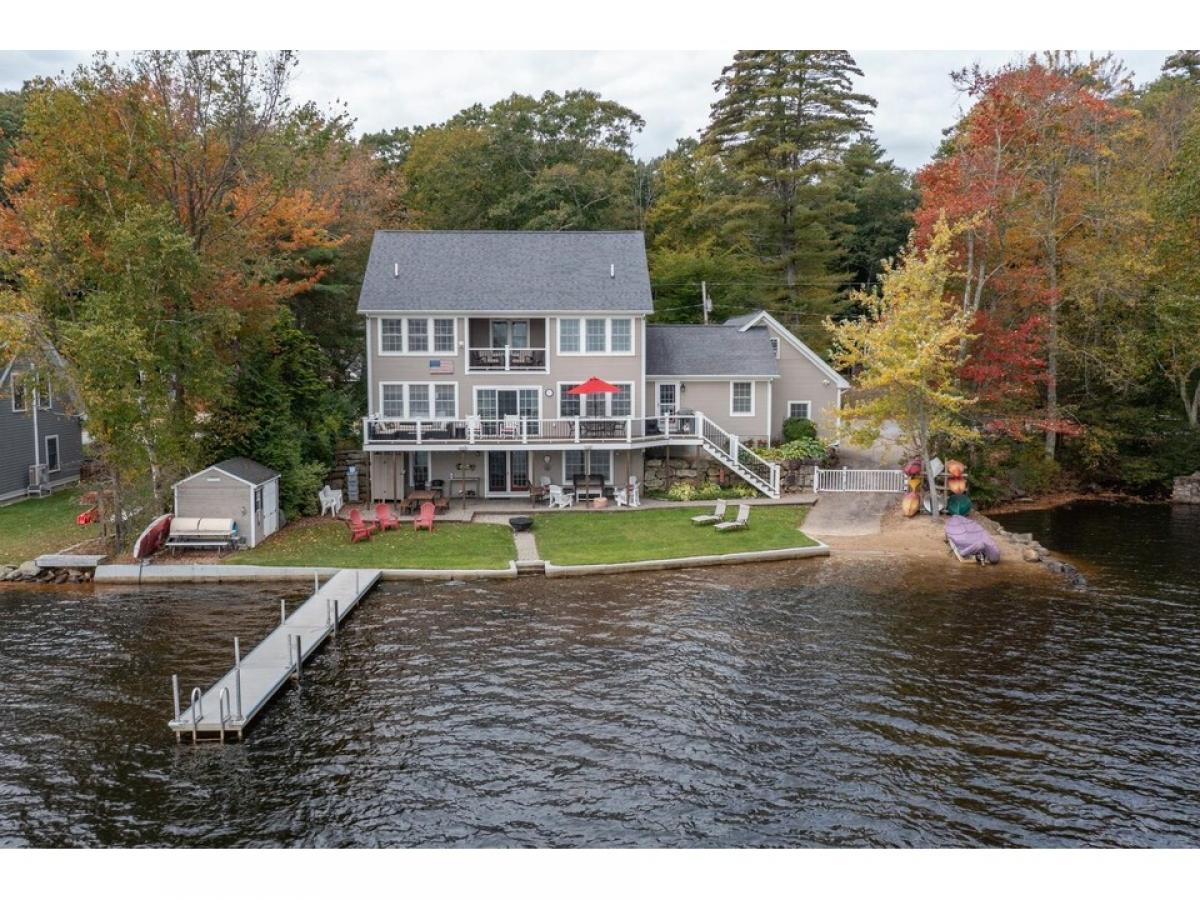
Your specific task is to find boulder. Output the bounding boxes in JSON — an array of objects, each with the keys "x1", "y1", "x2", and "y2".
[
  {"x1": 16, "y1": 560, "x2": 42, "y2": 579},
  {"x1": 1012, "y1": 532, "x2": 1033, "y2": 545},
  {"x1": 1022, "y1": 547, "x2": 1042, "y2": 563}
]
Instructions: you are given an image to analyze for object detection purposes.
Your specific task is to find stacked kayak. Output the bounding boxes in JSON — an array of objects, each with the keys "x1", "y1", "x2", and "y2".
[{"x1": 944, "y1": 515, "x2": 1000, "y2": 564}]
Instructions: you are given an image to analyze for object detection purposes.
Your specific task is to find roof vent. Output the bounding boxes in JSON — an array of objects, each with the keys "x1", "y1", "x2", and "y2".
[{"x1": 610, "y1": 263, "x2": 615, "y2": 279}]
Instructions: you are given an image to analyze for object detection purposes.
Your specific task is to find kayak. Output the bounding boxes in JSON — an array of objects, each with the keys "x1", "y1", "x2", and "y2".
[
  {"x1": 944, "y1": 515, "x2": 999, "y2": 564},
  {"x1": 133, "y1": 513, "x2": 173, "y2": 559}
]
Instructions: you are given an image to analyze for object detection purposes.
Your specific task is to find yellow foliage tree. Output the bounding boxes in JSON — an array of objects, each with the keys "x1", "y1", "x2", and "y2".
[{"x1": 826, "y1": 217, "x2": 976, "y2": 516}]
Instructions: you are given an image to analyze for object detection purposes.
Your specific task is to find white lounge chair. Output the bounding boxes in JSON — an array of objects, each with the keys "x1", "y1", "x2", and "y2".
[
  {"x1": 714, "y1": 503, "x2": 750, "y2": 532},
  {"x1": 500, "y1": 414, "x2": 521, "y2": 438},
  {"x1": 690, "y1": 497, "x2": 727, "y2": 525},
  {"x1": 548, "y1": 485, "x2": 575, "y2": 509},
  {"x1": 319, "y1": 485, "x2": 344, "y2": 518},
  {"x1": 466, "y1": 415, "x2": 483, "y2": 440}
]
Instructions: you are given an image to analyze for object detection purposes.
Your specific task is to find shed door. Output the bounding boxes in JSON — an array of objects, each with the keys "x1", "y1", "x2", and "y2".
[{"x1": 262, "y1": 480, "x2": 279, "y2": 537}]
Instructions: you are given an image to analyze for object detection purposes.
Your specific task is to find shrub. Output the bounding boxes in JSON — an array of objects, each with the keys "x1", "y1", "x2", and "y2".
[
  {"x1": 758, "y1": 437, "x2": 827, "y2": 462},
  {"x1": 665, "y1": 482, "x2": 696, "y2": 501},
  {"x1": 693, "y1": 483, "x2": 723, "y2": 500},
  {"x1": 782, "y1": 417, "x2": 818, "y2": 442}
]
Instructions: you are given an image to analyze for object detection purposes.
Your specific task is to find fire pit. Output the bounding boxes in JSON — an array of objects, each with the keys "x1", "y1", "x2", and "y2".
[{"x1": 508, "y1": 516, "x2": 534, "y2": 533}]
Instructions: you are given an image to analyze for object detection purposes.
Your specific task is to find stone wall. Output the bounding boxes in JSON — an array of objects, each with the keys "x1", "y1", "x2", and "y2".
[
  {"x1": 327, "y1": 449, "x2": 371, "y2": 503},
  {"x1": 643, "y1": 451, "x2": 816, "y2": 494},
  {"x1": 1172, "y1": 471, "x2": 1200, "y2": 504}
]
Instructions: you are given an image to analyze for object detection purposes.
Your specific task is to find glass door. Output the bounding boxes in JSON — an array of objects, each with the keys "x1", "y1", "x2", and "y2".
[{"x1": 486, "y1": 451, "x2": 530, "y2": 495}]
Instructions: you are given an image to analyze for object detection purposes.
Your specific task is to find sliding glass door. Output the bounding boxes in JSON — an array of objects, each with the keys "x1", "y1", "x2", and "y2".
[{"x1": 486, "y1": 451, "x2": 531, "y2": 495}]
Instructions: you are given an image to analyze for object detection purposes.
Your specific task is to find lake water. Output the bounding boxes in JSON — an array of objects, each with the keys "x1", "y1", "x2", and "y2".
[{"x1": 0, "y1": 502, "x2": 1197, "y2": 847}]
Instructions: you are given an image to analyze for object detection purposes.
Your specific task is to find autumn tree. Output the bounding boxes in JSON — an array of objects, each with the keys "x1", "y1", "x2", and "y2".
[{"x1": 827, "y1": 218, "x2": 976, "y2": 517}]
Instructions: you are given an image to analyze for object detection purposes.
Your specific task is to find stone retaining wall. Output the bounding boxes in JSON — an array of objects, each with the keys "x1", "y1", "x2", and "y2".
[
  {"x1": 643, "y1": 451, "x2": 817, "y2": 494},
  {"x1": 1172, "y1": 471, "x2": 1200, "y2": 504},
  {"x1": 327, "y1": 449, "x2": 371, "y2": 502}
]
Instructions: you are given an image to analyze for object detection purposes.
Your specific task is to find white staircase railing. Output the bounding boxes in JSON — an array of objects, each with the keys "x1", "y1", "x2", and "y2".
[
  {"x1": 814, "y1": 466, "x2": 905, "y2": 493},
  {"x1": 694, "y1": 412, "x2": 780, "y2": 498}
]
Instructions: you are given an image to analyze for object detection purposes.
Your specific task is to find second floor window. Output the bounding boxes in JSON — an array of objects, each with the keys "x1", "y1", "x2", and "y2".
[
  {"x1": 559, "y1": 382, "x2": 632, "y2": 418},
  {"x1": 381, "y1": 382, "x2": 458, "y2": 419},
  {"x1": 379, "y1": 318, "x2": 456, "y2": 355},
  {"x1": 731, "y1": 381, "x2": 754, "y2": 416},
  {"x1": 11, "y1": 374, "x2": 26, "y2": 412},
  {"x1": 558, "y1": 317, "x2": 635, "y2": 355}
]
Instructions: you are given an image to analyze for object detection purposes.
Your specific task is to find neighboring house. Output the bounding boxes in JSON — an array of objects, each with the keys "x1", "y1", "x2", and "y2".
[
  {"x1": 357, "y1": 230, "x2": 849, "y2": 501},
  {"x1": 0, "y1": 354, "x2": 85, "y2": 504}
]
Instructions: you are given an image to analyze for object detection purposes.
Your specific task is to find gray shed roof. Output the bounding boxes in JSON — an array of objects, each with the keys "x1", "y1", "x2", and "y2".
[
  {"x1": 646, "y1": 325, "x2": 780, "y2": 378},
  {"x1": 721, "y1": 311, "x2": 763, "y2": 328},
  {"x1": 209, "y1": 457, "x2": 279, "y2": 485},
  {"x1": 357, "y1": 230, "x2": 654, "y2": 314}
]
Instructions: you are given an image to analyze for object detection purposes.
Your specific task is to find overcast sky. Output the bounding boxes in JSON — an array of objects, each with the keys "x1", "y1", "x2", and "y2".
[{"x1": 0, "y1": 50, "x2": 1173, "y2": 171}]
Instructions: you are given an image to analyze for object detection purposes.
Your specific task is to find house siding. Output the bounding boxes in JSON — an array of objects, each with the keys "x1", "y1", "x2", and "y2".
[
  {"x1": 767, "y1": 324, "x2": 842, "y2": 441},
  {"x1": 0, "y1": 362, "x2": 85, "y2": 503},
  {"x1": 174, "y1": 471, "x2": 254, "y2": 546},
  {"x1": 648, "y1": 378, "x2": 772, "y2": 445}
]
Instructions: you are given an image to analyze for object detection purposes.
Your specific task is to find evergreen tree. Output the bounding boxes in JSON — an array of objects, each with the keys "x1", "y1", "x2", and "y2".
[{"x1": 702, "y1": 51, "x2": 876, "y2": 327}]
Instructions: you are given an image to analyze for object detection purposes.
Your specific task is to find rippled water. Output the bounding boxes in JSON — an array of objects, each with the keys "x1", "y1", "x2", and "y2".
[{"x1": 1, "y1": 502, "x2": 1197, "y2": 847}]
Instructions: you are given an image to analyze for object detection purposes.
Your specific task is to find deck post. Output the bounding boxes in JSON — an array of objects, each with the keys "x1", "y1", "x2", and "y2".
[
  {"x1": 171, "y1": 674, "x2": 181, "y2": 743},
  {"x1": 234, "y1": 665, "x2": 243, "y2": 723},
  {"x1": 294, "y1": 634, "x2": 302, "y2": 682},
  {"x1": 280, "y1": 598, "x2": 286, "y2": 625},
  {"x1": 333, "y1": 598, "x2": 340, "y2": 635}
]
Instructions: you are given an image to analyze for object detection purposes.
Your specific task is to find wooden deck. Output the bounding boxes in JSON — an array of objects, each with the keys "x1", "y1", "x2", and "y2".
[{"x1": 168, "y1": 568, "x2": 381, "y2": 742}]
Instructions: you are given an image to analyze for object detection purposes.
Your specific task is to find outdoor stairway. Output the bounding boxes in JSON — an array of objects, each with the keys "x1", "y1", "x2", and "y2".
[
  {"x1": 168, "y1": 568, "x2": 381, "y2": 743},
  {"x1": 694, "y1": 413, "x2": 781, "y2": 499}
]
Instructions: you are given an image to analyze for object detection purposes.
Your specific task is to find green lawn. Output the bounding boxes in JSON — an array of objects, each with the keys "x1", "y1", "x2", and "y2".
[
  {"x1": 229, "y1": 518, "x2": 517, "y2": 570},
  {"x1": 0, "y1": 488, "x2": 99, "y2": 565},
  {"x1": 533, "y1": 505, "x2": 816, "y2": 566}
]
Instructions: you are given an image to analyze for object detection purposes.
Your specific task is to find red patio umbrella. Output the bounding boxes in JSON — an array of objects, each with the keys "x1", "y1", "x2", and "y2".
[{"x1": 567, "y1": 377, "x2": 620, "y2": 494}]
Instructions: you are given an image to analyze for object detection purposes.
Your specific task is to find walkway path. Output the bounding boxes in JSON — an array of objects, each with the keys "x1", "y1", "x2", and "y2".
[{"x1": 803, "y1": 492, "x2": 898, "y2": 537}]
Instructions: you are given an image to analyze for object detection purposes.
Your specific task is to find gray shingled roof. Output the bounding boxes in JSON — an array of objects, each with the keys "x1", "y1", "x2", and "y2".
[
  {"x1": 721, "y1": 311, "x2": 763, "y2": 328},
  {"x1": 212, "y1": 457, "x2": 279, "y2": 485},
  {"x1": 646, "y1": 325, "x2": 780, "y2": 377},
  {"x1": 357, "y1": 230, "x2": 654, "y2": 313}
]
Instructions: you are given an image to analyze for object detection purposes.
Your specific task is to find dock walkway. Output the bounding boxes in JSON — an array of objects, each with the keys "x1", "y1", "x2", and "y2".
[{"x1": 169, "y1": 568, "x2": 381, "y2": 742}]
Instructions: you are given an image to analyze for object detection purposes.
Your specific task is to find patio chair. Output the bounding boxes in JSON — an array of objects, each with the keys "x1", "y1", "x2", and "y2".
[
  {"x1": 413, "y1": 501, "x2": 436, "y2": 532},
  {"x1": 627, "y1": 476, "x2": 641, "y2": 508},
  {"x1": 714, "y1": 503, "x2": 751, "y2": 532},
  {"x1": 347, "y1": 508, "x2": 377, "y2": 543},
  {"x1": 500, "y1": 414, "x2": 521, "y2": 438},
  {"x1": 319, "y1": 485, "x2": 344, "y2": 518},
  {"x1": 691, "y1": 497, "x2": 727, "y2": 525},
  {"x1": 375, "y1": 503, "x2": 400, "y2": 531},
  {"x1": 548, "y1": 485, "x2": 575, "y2": 509}
]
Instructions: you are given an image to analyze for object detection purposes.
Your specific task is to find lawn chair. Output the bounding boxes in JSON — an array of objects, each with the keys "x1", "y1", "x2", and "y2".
[
  {"x1": 500, "y1": 414, "x2": 521, "y2": 439},
  {"x1": 690, "y1": 497, "x2": 727, "y2": 525},
  {"x1": 466, "y1": 414, "x2": 483, "y2": 440},
  {"x1": 413, "y1": 501, "x2": 436, "y2": 532},
  {"x1": 627, "y1": 476, "x2": 641, "y2": 508},
  {"x1": 375, "y1": 503, "x2": 401, "y2": 531},
  {"x1": 347, "y1": 508, "x2": 377, "y2": 543},
  {"x1": 319, "y1": 485, "x2": 344, "y2": 518},
  {"x1": 548, "y1": 485, "x2": 575, "y2": 509},
  {"x1": 714, "y1": 503, "x2": 750, "y2": 532}
]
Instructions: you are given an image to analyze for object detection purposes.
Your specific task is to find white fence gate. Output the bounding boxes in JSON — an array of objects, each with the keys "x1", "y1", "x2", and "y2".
[{"x1": 814, "y1": 466, "x2": 905, "y2": 493}]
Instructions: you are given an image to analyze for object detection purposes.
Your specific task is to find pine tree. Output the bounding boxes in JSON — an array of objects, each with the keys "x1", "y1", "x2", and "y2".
[{"x1": 702, "y1": 51, "x2": 876, "y2": 326}]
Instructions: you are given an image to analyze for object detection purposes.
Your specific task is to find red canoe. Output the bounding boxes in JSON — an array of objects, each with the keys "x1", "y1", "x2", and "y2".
[{"x1": 133, "y1": 514, "x2": 173, "y2": 559}]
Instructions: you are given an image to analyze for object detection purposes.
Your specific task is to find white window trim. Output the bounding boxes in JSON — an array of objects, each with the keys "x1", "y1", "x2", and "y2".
[
  {"x1": 787, "y1": 400, "x2": 812, "y2": 420},
  {"x1": 656, "y1": 381, "x2": 680, "y2": 417},
  {"x1": 485, "y1": 319, "x2": 533, "y2": 349},
  {"x1": 563, "y1": 449, "x2": 614, "y2": 484},
  {"x1": 472, "y1": 385, "x2": 543, "y2": 420},
  {"x1": 45, "y1": 435, "x2": 61, "y2": 473},
  {"x1": 377, "y1": 316, "x2": 458, "y2": 357},
  {"x1": 484, "y1": 449, "x2": 533, "y2": 497},
  {"x1": 730, "y1": 381, "x2": 756, "y2": 417},
  {"x1": 408, "y1": 450, "x2": 431, "y2": 488},
  {"x1": 768, "y1": 337, "x2": 781, "y2": 359},
  {"x1": 556, "y1": 381, "x2": 634, "y2": 419},
  {"x1": 556, "y1": 316, "x2": 636, "y2": 356},
  {"x1": 378, "y1": 382, "x2": 459, "y2": 419},
  {"x1": 11, "y1": 373, "x2": 26, "y2": 412}
]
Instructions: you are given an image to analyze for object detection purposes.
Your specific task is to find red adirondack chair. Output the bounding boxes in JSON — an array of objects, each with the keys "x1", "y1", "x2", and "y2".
[
  {"x1": 347, "y1": 508, "x2": 378, "y2": 543},
  {"x1": 413, "y1": 501, "x2": 436, "y2": 532},
  {"x1": 375, "y1": 503, "x2": 400, "y2": 531}
]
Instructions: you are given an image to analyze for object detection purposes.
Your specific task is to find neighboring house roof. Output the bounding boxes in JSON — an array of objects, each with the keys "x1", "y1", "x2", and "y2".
[
  {"x1": 646, "y1": 325, "x2": 780, "y2": 378},
  {"x1": 180, "y1": 457, "x2": 279, "y2": 487},
  {"x1": 357, "y1": 230, "x2": 655, "y2": 314},
  {"x1": 722, "y1": 310, "x2": 851, "y2": 389}
]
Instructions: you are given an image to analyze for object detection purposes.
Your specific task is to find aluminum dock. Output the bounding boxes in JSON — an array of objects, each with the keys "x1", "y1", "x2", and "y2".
[{"x1": 169, "y1": 568, "x2": 382, "y2": 742}]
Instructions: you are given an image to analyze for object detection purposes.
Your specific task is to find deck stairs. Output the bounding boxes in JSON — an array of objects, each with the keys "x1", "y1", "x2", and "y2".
[{"x1": 693, "y1": 413, "x2": 781, "y2": 499}]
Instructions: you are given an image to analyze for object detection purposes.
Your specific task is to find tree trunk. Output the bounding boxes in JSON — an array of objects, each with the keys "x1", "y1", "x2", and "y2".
[{"x1": 1044, "y1": 240, "x2": 1060, "y2": 459}]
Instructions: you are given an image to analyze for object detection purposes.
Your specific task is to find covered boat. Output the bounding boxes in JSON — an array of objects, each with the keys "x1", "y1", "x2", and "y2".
[{"x1": 944, "y1": 515, "x2": 1000, "y2": 564}]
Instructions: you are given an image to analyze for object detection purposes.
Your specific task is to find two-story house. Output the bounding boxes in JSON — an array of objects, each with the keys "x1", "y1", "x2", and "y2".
[
  {"x1": 1, "y1": 352, "x2": 85, "y2": 504},
  {"x1": 357, "y1": 230, "x2": 848, "y2": 503}
]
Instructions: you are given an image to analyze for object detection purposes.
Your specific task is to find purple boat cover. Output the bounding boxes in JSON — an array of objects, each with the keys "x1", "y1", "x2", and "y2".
[{"x1": 944, "y1": 515, "x2": 1001, "y2": 563}]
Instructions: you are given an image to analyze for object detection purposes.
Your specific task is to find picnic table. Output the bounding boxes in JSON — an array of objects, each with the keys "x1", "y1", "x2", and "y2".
[{"x1": 404, "y1": 489, "x2": 438, "y2": 514}]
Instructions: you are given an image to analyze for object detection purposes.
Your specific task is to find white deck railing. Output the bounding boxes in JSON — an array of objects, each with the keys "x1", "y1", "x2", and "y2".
[
  {"x1": 363, "y1": 415, "x2": 701, "y2": 446},
  {"x1": 814, "y1": 466, "x2": 905, "y2": 493}
]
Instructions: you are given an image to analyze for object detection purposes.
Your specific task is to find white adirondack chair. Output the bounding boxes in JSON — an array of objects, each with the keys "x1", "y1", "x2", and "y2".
[
  {"x1": 466, "y1": 415, "x2": 482, "y2": 440},
  {"x1": 548, "y1": 485, "x2": 575, "y2": 509},
  {"x1": 318, "y1": 485, "x2": 344, "y2": 518}
]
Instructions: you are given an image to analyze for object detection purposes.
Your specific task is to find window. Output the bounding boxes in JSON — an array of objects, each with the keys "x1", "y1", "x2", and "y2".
[
  {"x1": 36, "y1": 377, "x2": 52, "y2": 410},
  {"x1": 380, "y1": 319, "x2": 404, "y2": 353},
  {"x1": 435, "y1": 384, "x2": 457, "y2": 418},
  {"x1": 410, "y1": 451, "x2": 430, "y2": 488},
  {"x1": 768, "y1": 337, "x2": 780, "y2": 359},
  {"x1": 611, "y1": 318, "x2": 632, "y2": 353},
  {"x1": 254, "y1": 486, "x2": 263, "y2": 513},
  {"x1": 407, "y1": 384, "x2": 431, "y2": 418},
  {"x1": 407, "y1": 318, "x2": 429, "y2": 353},
  {"x1": 731, "y1": 381, "x2": 754, "y2": 416},
  {"x1": 585, "y1": 319, "x2": 607, "y2": 353},
  {"x1": 787, "y1": 401, "x2": 812, "y2": 420},
  {"x1": 559, "y1": 385, "x2": 581, "y2": 418},
  {"x1": 559, "y1": 382, "x2": 632, "y2": 418},
  {"x1": 11, "y1": 374, "x2": 26, "y2": 412},
  {"x1": 564, "y1": 449, "x2": 611, "y2": 483},
  {"x1": 611, "y1": 384, "x2": 632, "y2": 417},
  {"x1": 433, "y1": 319, "x2": 456, "y2": 353},
  {"x1": 559, "y1": 319, "x2": 580, "y2": 353},
  {"x1": 380, "y1": 383, "x2": 456, "y2": 418},
  {"x1": 559, "y1": 317, "x2": 635, "y2": 355},
  {"x1": 45, "y1": 435, "x2": 60, "y2": 473},
  {"x1": 657, "y1": 383, "x2": 677, "y2": 416},
  {"x1": 379, "y1": 317, "x2": 457, "y2": 355}
]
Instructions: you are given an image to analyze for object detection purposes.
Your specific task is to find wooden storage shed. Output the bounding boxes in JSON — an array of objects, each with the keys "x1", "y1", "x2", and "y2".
[{"x1": 172, "y1": 457, "x2": 281, "y2": 549}]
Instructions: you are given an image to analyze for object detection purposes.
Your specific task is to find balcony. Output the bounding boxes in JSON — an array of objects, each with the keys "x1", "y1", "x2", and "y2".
[
  {"x1": 363, "y1": 415, "x2": 699, "y2": 447},
  {"x1": 466, "y1": 346, "x2": 548, "y2": 373}
]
